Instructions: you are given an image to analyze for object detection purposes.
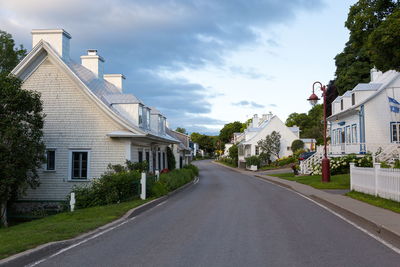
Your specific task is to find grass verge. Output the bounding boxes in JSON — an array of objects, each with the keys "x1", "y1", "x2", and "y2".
[
  {"x1": 0, "y1": 198, "x2": 151, "y2": 260},
  {"x1": 346, "y1": 191, "x2": 400, "y2": 214},
  {"x1": 215, "y1": 160, "x2": 237, "y2": 168},
  {"x1": 269, "y1": 173, "x2": 350, "y2": 189}
]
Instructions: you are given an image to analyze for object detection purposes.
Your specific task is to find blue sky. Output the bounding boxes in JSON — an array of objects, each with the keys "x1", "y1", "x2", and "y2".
[{"x1": 1, "y1": 0, "x2": 357, "y2": 135}]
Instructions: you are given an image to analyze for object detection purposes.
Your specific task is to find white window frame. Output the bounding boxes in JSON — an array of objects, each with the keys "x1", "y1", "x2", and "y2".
[
  {"x1": 68, "y1": 149, "x2": 91, "y2": 181},
  {"x1": 146, "y1": 109, "x2": 150, "y2": 129},
  {"x1": 351, "y1": 124, "x2": 357, "y2": 144},
  {"x1": 44, "y1": 148, "x2": 56, "y2": 172},
  {"x1": 138, "y1": 105, "x2": 143, "y2": 127},
  {"x1": 391, "y1": 122, "x2": 400, "y2": 143}
]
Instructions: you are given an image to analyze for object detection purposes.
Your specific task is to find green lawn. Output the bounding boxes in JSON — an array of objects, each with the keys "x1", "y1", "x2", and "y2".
[
  {"x1": 0, "y1": 198, "x2": 151, "y2": 260},
  {"x1": 346, "y1": 191, "x2": 400, "y2": 214},
  {"x1": 216, "y1": 160, "x2": 237, "y2": 168},
  {"x1": 269, "y1": 173, "x2": 350, "y2": 189}
]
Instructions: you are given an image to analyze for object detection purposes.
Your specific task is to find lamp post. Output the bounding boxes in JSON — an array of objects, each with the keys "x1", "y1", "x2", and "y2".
[{"x1": 307, "y1": 81, "x2": 330, "y2": 182}]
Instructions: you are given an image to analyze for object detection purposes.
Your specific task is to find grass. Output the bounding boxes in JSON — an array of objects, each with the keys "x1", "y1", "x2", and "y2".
[
  {"x1": 346, "y1": 191, "x2": 400, "y2": 214},
  {"x1": 0, "y1": 198, "x2": 151, "y2": 260},
  {"x1": 260, "y1": 164, "x2": 291, "y2": 170},
  {"x1": 269, "y1": 173, "x2": 350, "y2": 189},
  {"x1": 216, "y1": 159, "x2": 237, "y2": 168}
]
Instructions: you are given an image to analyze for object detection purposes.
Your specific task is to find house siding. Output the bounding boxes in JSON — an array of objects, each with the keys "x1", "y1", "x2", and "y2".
[{"x1": 21, "y1": 58, "x2": 128, "y2": 200}]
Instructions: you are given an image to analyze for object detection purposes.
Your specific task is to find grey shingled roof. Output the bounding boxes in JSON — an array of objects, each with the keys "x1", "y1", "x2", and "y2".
[
  {"x1": 102, "y1": 94, "x2": 142, "y2": 104},
  {"x1": 353, "y1": 83, "x2": 382, "y2": 91}
]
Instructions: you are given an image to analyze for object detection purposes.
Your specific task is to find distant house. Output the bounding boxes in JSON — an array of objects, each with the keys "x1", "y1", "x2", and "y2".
[
  {"x1": 11, "y1": 29, "x2": 179, "y2": 203},
  {"x1": 166, "y1": 128, "x2": 192, "y2": 168},
  {"x1": 236, "y1": 113, "x2": 300, "y2": 167},
  {"x1": 328, "y1": 68, "x2": 400, "y2": 160}
]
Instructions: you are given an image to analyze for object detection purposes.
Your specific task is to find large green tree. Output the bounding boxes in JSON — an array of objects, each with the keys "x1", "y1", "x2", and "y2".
[
  {"x1": 190, "y1": 132, "x2": 216, "y2": 154},
  {"x1": 175, "y1": 127, "x2": 187, "y2": 134},
  {"x1": 0, "y1": 30, "x2": 26, "y2": 74},
  {"x1": 286, "y1": 104, "x2": 323, "y2": 144},
  {"x1": 366, "y1": 9, "x2": 400, "y2": 71},
  {"x1": 334, "y1": 0, "x2": 399, "y2": 94},
  {"x1": 0, "y1": 30, "x2": 44, "y2": 227},
  {"x1": 219, "y1": 121, "x2": 245, "y2": 144}
]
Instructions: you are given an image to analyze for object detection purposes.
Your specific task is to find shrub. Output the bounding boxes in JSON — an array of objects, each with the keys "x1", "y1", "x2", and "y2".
[
  {"x1": 310, "y1": 154, "x2": 373, "y2": 175},
  {"x1": 291, "y1": 139, "x2": 305, "y2": 153},
  {"x1": 72, "y1": 171, "x2": 141, "y2": 209},
  {"x1": 218, "y1": 157, "x2": 237, "y2": 167},
  {"x1": 245, "y1": 155, "x2": 261, "y2": 167},
  {"x1": 126, "y1": 160, "x2": 148, "y2": 173},
  {"x1": 150, "y1": 182, "x2": 168, "y2": 197},
  {"x1": 183, "y1": 164, "x2": 199, "y2": 176}
]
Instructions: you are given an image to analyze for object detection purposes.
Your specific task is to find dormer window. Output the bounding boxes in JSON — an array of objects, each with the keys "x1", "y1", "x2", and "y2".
[
  {"x1": 352, "y1": 93, "x2": 355, "y2": 105},
  {"x1": 341, "y1": 99, "x2": 344, "y2": 110}
]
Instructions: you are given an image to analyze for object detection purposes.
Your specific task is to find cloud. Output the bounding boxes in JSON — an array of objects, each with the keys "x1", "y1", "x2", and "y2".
[
  {"x1": 232, "y1": 100, "x2": 265, "y2": 109},
  {"x1": 229, "y1": 66, "x2": 274, "y2": 80},
  {"x1": 1, "y1": 0, "x2": 324, "y2": 133}
]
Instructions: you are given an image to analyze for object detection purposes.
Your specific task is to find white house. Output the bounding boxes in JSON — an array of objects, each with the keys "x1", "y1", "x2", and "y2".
[
  {"x1": 236, "y1": 113, "x2": 301, "y2": 167},
  {"x1": 11, "y1": 29, "x2": 179, "y2": 203},
  {"x1": 328, "y1": 68, "x2": 400, "y2": 160}
]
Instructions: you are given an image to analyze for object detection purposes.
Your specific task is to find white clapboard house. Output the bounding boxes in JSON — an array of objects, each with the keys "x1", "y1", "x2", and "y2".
[
  {"x1": 236, "y1": 113, "x2": 302, "y2": 168},
  {"x1": 11, "y1": 29, "x2": 179, "y2": 203},
  {"x1": 328, "y1": 68, "x2": 400, "y2": 161}
]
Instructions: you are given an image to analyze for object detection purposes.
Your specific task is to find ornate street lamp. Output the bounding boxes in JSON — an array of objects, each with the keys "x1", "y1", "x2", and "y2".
[{"x1": 307, "y1": 81, "x2": 330, "y2": 182}]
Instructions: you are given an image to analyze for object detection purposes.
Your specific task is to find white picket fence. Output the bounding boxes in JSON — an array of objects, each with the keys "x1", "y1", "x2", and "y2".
[{"x1": 350, "y1": 163, "x2": 400, "y2": 202}]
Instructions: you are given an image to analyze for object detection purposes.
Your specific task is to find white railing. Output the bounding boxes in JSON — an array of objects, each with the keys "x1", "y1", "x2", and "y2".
[
  {"x1": 350, "y1": 163, "x2": 400, "y2": 202},
  {"x1": 300, "y1": 151, "x2": 323, "y2": 174}
]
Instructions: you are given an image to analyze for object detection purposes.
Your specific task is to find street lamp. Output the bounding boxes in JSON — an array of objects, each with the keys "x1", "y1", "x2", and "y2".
[{"x1": 307, "y1": 81, "x2": 330, "y2": 182}]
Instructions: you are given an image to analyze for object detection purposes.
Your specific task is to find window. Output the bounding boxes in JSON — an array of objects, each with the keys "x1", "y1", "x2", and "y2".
[
  {"x1": 346, "y1": 126, "x2": 351, "y2": 144},
  {"x1": 162, "y1": 152, "x2": 166, "y2": 169},
  {"x1": 70, "y1": 151, "x2": 89, "y2": 180},
  {"x1": 158, "y1": 152, "x2": 161, "y2": 170},
  {"x1": 138, "y1": 151, "x2": 143, "y2": 162},
  {"x1": 352, "y1": 93, "x2": 355, "y2": 105},
  {"x1": 332, "y1": 130, "x2": 336, "y2": 144},
  {"x1": 352, "y1": 125, "x2": 357, "y2": 144},
  {"x1": 46, "y1": 149, "x2": 56, "y2": 171},
  {"x1": 341, "y1": 99, "x2": 344, "y2": 110},
  {"x1": 255, "y1": 146, "x2": 259, "y2": 155},
  {"x1": 146, "y1": 109, "x2": 150, "y2": 129},
  {"x1": 391, "y1": 122, "x2": 400, "y2": 143},
  {"x1": 138, "y1": 106, "x2": 143, "y2": 127}
]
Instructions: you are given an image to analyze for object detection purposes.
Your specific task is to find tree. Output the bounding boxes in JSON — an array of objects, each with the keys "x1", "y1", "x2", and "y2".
[
  {"x1": 285, "y1": 104, "x2": 323, "y2": 144},
  {"x1": 0, "y1": 74, "x2": 45, "y2": 227},
  {"x1": 166, "y1": 147, "x2": 176, "y2": 170},
  {"x1": 291, "y1": 140, "x2": 305, "y2": 153},
  {"x1": 0, "y1": 30, "x2": 26, "y2": 74},
  {"x1": 366, "y1": 9, "x2": 400, "y2": 71},
  {"x1": 257, "y1": 131, "x2": 281, "y2": 160},
  {"x1": 219, "y1": 121, "x2": 245, "y2": 143},
  {"x1": 334, "y1": 0, "x2": 399, "y2": 94},
  {"x1": 228, "y1": 144, "x2": 238, "y2": 162},
  {"x1": 190, "y1": 132, "x2": 216, "y2": 154},
  {"x1": 175, "y1": 127, "x2": 187, "y2": 134}
]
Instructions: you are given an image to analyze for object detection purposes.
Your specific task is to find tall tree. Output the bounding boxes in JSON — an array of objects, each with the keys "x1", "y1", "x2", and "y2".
[
  {"x1": 0, "y1": 30, "x2": 26, "y2": 74},
  {"x1": 219, "y1": 121, "x2": 245, "y2": 143},
  {"x1": 0, "y1": 30, "x2": 44, "y2": 227},
  {"x1": 0, "y1": 74, "x2": 45, "y2": 227},
  {"x1": 334, "y1": 0, "x2": 398, "y2": 94},
  {"x1": 366, "y1": 9, "x2": 400, "y2": 71}
]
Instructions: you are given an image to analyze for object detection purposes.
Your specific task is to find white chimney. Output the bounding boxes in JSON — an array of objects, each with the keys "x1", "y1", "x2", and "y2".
[
  {"x1": 370, "y1": 67, "x2": 383, "y2": 82},
  {"x1": 31, "y1": 29, "x2": 71, "y2": 59},
  {"x1": 104, "y1": 74, "x2": 125, "y2": 92},
  {"x1": 252, "y1": 114, "x2": 259, "y2": 128},
  {"x1": 81, "y1": 49, "x2": 104, "y2": 78}
]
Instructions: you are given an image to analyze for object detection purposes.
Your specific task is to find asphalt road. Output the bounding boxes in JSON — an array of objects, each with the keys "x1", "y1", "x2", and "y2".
[{"x1": 33, "y1": 160, "x2": 399, "y2": 267}]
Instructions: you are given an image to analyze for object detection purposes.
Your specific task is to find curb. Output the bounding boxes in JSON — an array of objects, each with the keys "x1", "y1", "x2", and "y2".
[
  {"x1": 214, "y1": 161, "x2": 400, "y2": 249},
  {"x1": 0, "y1": 177, "x2": 198, "y2": 266}
]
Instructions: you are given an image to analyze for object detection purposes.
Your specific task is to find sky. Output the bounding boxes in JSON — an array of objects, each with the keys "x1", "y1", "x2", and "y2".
[{"x1": 1, "y1": 0, "x2": 357, "y2": 135}]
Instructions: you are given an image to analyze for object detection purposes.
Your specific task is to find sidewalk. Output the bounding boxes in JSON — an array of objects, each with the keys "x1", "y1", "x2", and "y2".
[{"x1": 214, "y1": 161, "x2": 400, "y2": 248}]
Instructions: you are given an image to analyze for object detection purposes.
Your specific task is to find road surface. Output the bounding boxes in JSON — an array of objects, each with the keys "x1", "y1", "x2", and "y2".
[{"x1": 30, "y1": 160, "x2": 400, "y2": 266}]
